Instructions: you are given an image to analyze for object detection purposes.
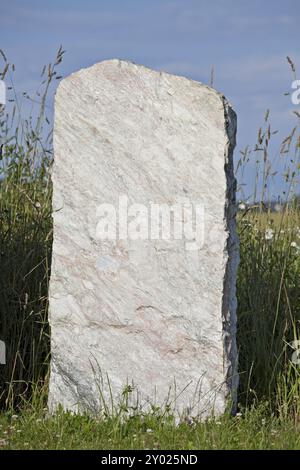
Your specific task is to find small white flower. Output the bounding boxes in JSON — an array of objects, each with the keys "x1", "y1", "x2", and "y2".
[
  {"x1": 265, "y1": 228, "x2": 274, "y2": 240},
  {"x1": 242, "y1": 220, "x2": 252, "y2": 227},
  {"x1": 238, "y1": 202, "x2": 246, "y2": 211},
  {"x1": 274, "y1": 203, "x2": 282, "y2": 213}
]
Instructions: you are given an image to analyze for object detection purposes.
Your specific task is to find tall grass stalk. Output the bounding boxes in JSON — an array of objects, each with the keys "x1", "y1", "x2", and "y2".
[
  {"x1": 236, "y1": 57, "x2": 300, "y2": 417},
  {"x1": 0, "y1": 47, "x2": 64, "y2": 408}
]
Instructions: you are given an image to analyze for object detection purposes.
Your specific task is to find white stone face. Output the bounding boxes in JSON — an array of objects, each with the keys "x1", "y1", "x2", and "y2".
[{"x1": 49, "y1": 60, "x2": 239, "y2": 418}]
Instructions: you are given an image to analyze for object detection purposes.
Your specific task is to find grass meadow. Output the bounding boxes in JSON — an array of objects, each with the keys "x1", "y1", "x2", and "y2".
[{"x1": 0, "y1": 50, "x2": 299, "y2": 449}]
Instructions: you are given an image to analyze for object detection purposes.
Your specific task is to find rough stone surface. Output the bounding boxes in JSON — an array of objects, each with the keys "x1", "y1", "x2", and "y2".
[{"x1": 49, "y1": 60, "x2": 239, "y2": 418}]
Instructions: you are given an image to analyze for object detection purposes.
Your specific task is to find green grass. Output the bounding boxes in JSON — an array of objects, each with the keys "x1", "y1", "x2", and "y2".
[
  {"x1": 1, "y1": 405, "x2": 300, "y2": 450},
  {"x1": 237, "y1": 207, "x2": 300, "y2": 415},
  {"x1": 0, "y1": 50, "x2": 300, "y2": 449}
]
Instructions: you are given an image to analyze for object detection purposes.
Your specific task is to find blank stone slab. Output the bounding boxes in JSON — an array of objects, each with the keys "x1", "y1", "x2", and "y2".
[{"x1": 48, "y1": 60, "x2": 239, "y2": 418}]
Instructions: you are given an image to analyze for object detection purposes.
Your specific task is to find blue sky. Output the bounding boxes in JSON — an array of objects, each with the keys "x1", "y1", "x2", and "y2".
[{"x1": 1, "y1": 0, "x2": 300, "y2": 199}]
